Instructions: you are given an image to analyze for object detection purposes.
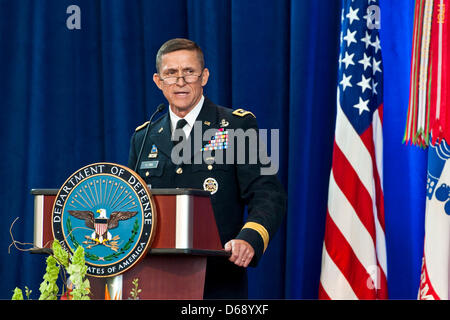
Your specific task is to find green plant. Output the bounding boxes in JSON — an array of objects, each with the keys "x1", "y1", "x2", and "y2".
[
  {"x1": 11, "y1": 240, "x2": 90, "y2": 300},
  {"x1": 11, "y1": 287, "x2": 23, "y2": 300},
  {"x1": 67, "y1": 246, "x2": 90, "y2": 300},
  {"x1": 53, "y1": 240, "x2": 69, "y2": 268},
  {"x1": 38, "y1": 253, "x2": 60, "y2": 300},
  {"x1": 24, "y1": 286, "x2": 32, "y2": 299},
  {"x1": 12, "y1": 285, "x2": 33, "y2": 300},
  {"x1": 129, "y1": 278, "x2": 142, "y2": 300}
]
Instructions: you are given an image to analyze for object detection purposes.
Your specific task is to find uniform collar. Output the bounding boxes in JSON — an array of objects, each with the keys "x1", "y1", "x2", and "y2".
[
  {"x1": 150, "y1": 96, "x2": 218, "y2": 159},
  {"x1": 169, "y1": 95, "x2": 205, "y2": 135}
]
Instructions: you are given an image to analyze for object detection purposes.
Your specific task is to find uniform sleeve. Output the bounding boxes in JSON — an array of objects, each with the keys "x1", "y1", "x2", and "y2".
[{"x1": 233, "y1": 115, "x2": 287, "y2": 267}]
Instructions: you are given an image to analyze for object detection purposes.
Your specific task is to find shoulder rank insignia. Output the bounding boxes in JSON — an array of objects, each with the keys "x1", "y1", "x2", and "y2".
[
  {"x1": 135, "y1": 121, "x2": 150, "y2": 132},
  {"x1": 232, "y1": 108, "x2": 256, "y2": 118}
]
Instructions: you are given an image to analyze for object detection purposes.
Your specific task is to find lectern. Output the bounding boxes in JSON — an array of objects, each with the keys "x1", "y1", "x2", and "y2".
[{"x1": 32, "y1": 188, "x2": 228, "y2": 299}]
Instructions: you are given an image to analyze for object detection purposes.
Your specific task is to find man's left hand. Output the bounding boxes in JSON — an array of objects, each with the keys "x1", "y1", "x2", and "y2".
[{"x1": 224, "y1": 239, "x2": 255, "y2": 268}]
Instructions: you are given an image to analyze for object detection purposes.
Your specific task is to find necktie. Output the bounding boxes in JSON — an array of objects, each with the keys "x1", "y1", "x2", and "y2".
[
  {"x1": 176, "y1": 118, "x2": 188, "y2": 130},
  {"x1": 174, "y1": 118, "x2": 188, "y2": 145}
]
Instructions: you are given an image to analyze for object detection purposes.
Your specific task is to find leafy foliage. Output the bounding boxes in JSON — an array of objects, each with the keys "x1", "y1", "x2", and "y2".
[
  {"x1": 53, "y1": 240, "x2": 69, "y2": 268},
  {"x1": 67, "y1": 246, "x2": 90, "y2": 300},
  {"x1": 12, "y1": 286, "x2": 32, "y2": 300},
  {"x1": 12, "y1": 241, "x2": 91, "y2": 300},
  {"x1": 11, "y1": 287, "x2": 23, "y2": 300},
  {"x1": 38, "y1": 254, "x2": 60, "y2": 300},
  {"x1": 129, "y1": 278, "x2": 142, "y2": 300}
]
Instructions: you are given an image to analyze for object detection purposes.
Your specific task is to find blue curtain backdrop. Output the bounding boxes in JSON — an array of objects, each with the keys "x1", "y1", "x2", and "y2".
[{"x1": 0, "y1": 0, "x2": 426, "y2": 299}]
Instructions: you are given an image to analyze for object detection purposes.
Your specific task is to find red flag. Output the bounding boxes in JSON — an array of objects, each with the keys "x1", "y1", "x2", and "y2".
[{"x1": 319, "y1": 0, "x2": 388, "y2": 299}]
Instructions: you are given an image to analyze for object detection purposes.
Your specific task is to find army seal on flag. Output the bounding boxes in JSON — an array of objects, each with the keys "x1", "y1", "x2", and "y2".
[{"x1": 52, "y1": 163, "x2": 156, "y2": 277}]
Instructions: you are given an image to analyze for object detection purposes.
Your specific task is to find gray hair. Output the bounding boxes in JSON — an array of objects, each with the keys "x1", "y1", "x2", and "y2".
[{"x1": 155, "y1": 38, "x2": 205, "y2": 73}]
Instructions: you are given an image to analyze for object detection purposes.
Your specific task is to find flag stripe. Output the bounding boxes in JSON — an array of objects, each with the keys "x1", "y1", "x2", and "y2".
[
  {"x1": 363, "y1": 108, "x2": 388, "y2": 279},
  {"x1": 335, "y1": 104, "x2": 375, "y2": 197},
  {"x1": 319, "y1": 242, "x2": 358, "y2": 300},
  {"x1": 328, "y1": 171, "x2": 378, "y2": 273},
  {"x1": 331, "y1": 142, "x2": 377, "y2": 245},
  {"x1": 372, "y1": 107, "x2": 384, "y2": 190},
  {"x1": 360, "y1": 112, "x2": 386, "y2": 232},
  {"x1": 377, "y1": 260, "x2": 389, "y2": 299},
  {"x1": 323, "y1": 208, "x2": 376, "y2": 299},
  {"x1": 318, "y1": 282, "x2": 331, "y2": 300},
  {"x1": 366, "y1": 112, "x2": 389, "y2": 285}
]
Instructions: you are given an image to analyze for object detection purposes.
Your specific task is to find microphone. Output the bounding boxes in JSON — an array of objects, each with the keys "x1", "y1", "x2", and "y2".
[{"x1": 134, "y1": 103, "x2": 166, "y2": 172}]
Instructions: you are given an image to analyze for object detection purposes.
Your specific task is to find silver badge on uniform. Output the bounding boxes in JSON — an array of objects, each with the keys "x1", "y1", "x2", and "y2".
[
  {"x1": 203, "y1": 177, "x2": 218, "y2": 195},
  {"x1": 140, "y1": 161, "x2": 159, "y2": 170}
]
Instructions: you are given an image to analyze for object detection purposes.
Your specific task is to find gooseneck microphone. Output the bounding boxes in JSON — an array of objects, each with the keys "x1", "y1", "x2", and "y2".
[{"x1": 134, "y1": 103, "x2": 166, "y2": 172}]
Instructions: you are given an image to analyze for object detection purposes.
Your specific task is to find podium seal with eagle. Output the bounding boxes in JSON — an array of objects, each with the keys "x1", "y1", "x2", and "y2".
[{"x1": 52, "y1": 163, "x2": 156, "y2": 277}]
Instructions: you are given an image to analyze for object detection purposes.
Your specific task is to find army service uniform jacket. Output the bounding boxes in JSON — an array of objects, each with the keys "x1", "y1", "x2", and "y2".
[{"x1": 128, "y1": 97, "x2": 286, "y2": 298}]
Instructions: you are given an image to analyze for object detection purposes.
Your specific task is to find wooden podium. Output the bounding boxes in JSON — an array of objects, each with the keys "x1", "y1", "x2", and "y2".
[{"x1": 31, "y1": 188, "x2": 228, "y2": 300}]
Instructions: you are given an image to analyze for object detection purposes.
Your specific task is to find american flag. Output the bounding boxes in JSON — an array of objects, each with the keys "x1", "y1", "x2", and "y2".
[{"x1": 319, "y1": 0, "x2": 388, "y2": 299}]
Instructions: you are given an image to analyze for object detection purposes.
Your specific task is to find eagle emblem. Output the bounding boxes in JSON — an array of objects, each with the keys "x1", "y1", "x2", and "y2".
[
  {"x1": 52, "y1": 163, "x2": 156, "y2": 277},
  {"x1": 68, "y1": 208, "x2": 137, "y2": 251}
]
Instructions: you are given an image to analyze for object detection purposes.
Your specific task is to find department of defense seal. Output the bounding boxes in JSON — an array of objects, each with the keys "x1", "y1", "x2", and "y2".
[{"x1": 52, "y1": 163, "x2": 156, "y2": 277}]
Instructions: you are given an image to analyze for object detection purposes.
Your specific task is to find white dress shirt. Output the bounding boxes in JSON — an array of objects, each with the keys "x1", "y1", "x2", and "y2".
[{"x1": 169, "y1": 95, "x2": 204, "y2": 139}]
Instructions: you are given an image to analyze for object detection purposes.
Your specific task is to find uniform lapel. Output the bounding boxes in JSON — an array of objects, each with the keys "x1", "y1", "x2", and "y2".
[
  {"x1": 189, "y1": 97, "x2": 218, "y2": 162},
  {"x1": 149, "y1": 98, "x2": 219, "y2": 162},
  {"x1": 149, "y1": 113, "x2": 173, "y2": 158}
]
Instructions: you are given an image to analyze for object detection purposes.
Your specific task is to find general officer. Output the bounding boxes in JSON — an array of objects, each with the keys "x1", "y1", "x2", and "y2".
[{"x1": 128, "y1": 38, "x2": 286, "y2": 299}]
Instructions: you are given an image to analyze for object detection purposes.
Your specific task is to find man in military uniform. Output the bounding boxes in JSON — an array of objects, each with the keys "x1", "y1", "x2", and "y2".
[{"x1": 128, "y1": 38, "x2": 286, "y2": 299}]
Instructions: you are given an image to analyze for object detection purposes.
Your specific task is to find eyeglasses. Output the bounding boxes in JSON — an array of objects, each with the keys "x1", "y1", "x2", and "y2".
[{"x1": 159, "y1": 70, "x2": 204, "y2": 85}]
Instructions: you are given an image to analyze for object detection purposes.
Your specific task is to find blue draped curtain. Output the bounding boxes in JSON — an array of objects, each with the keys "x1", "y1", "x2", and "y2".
[{"x1": 0, "y1": 0, "x2": 425, "y2": 299}]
